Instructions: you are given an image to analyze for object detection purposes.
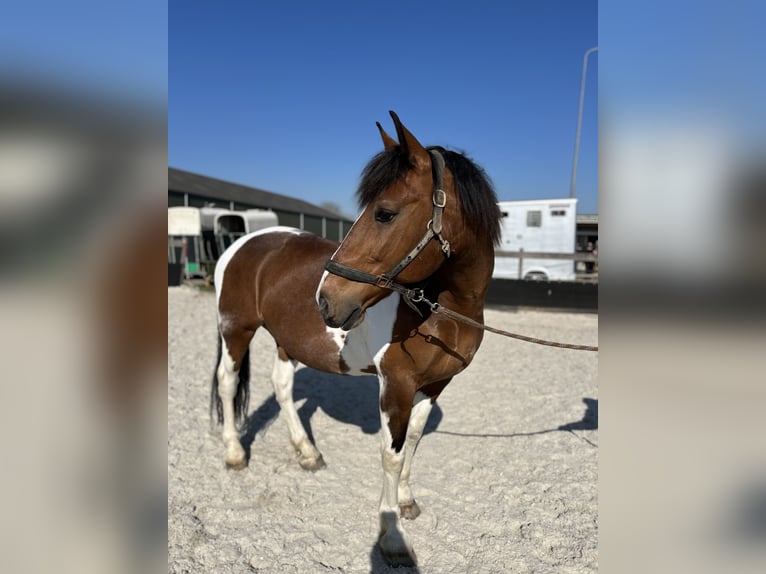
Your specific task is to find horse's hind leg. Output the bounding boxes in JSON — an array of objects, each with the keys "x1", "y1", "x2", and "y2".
[
  {"x1": 214, "y1": 330, "x2": 252, "y2": 470},
  {"x1": 271, "y1": 347, "x2": 326, "y2": 471}
]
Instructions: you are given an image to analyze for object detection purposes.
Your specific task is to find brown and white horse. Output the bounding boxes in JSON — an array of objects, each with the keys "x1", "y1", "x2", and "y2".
[{"x1": 211, "y1": 111, "x2": 500, "y2": 566}]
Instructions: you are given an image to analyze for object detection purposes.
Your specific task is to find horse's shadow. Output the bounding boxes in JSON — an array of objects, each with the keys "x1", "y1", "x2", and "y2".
[
  {"x1": 558, "y1": 397, "x2": 598, "y2": 432},
  {"x1": 240, "y1": 368, "x2": 443, "y2": 457},
  {"x1": 431, "y1": 397, "x2": 598, "y2": 444}
]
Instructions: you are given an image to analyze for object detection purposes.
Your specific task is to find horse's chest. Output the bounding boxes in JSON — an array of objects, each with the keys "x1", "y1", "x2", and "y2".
[
  {"x1": 327, "y1": 328, "x2": 375, "y2": 375},
  {"x1": 326, "y1": 293, "x2": 400, "y2": 376}
]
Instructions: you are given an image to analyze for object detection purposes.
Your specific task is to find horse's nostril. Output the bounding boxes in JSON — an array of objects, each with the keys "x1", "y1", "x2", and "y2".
[{"x1": 317, "y1": 293, "x2": 329, "y2": 316}]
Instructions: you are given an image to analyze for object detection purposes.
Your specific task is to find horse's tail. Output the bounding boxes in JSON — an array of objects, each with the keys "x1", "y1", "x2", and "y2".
[
  {"x1": 210, "y1": 335, "x2": 224, "y2": 425},
  {"x1": 210, "y1": 334, "x2": 251, "y2": 426},
  {"x1": 234, "y1": 347, "x2": 251, "y2": 424}
]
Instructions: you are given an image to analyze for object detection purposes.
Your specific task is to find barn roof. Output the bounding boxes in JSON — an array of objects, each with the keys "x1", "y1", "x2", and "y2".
[{"x1": 168, "y1": 167, "x2": 351, "y2": 221}]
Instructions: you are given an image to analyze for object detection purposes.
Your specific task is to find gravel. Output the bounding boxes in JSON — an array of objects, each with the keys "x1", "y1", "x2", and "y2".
[{"x1": 169, "y1": 285, "x2": 598, "y2": 573}]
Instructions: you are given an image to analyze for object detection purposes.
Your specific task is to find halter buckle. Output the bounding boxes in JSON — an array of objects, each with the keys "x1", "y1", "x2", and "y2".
[
  {"x1": 433, "y1": 189, "x2": 446, "y2": 208},
  {"x1": 376, "y1": 276, "x2": 393, "y2": 289}
]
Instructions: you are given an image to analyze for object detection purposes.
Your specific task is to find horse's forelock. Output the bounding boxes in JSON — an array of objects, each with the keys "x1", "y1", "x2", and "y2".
[
  {"x1": 356, "y1": 147, "x2": 410, "y2": 209},
  {"x1": 355, "y1": 145, "x2": 501, "y2": 246}
]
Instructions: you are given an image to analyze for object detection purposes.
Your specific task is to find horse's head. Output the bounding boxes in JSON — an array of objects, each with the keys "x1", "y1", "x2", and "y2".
[{"x1": 317, "y1": 111, "x2": 459, "y2": 330}]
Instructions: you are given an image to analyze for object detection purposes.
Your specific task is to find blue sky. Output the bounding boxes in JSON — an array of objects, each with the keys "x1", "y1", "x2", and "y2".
[
  {"x1": 1, "y1": 2, "x2": 167, "y2": 103},
  {"x1": 169, "y1": 1, "x2": 598, "y2": 217}
]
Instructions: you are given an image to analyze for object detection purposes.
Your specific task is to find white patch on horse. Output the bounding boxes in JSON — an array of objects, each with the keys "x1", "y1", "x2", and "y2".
[
  {"x1": 373, "y1": 342, "x2": 390, "y2": 375},
  {"x1": 324, "y1": 293, "x2": 400, "y2": 375},
  {"x1": 412, "y1": 391, "x2": 429, "y2": 406},
  {"x1": 315, "y1": 269, "x2": 330, "y2": 306},
  {"x1": 398, "y1": 392, "x2": 433, "y2": 512},
  {"x1": 373, "y1": 342, "x2": 393, "y2": 455},
  {"x1": 215, "y1": 226, "x2": 305, "y2": 306},
  {"x1": 216, "y1": 337, "x2": 246, "y2": 467},
  {"x1": 366, "y1": 293, "x2": 400, "y2": 356},
  {"x1": 269, "y1": 350, "x2": 324, "y2": 469}
]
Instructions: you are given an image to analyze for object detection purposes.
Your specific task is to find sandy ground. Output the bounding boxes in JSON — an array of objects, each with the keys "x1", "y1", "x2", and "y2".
[{"x1": 168, "y1": 285, "x2": 598, "y2": 573}]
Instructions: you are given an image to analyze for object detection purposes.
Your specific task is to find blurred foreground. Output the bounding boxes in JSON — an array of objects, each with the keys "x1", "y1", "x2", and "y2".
[
  {"x1": 600, "y1": 2, "x2": 766, "y2": 573},
  {"x1": 0, "y1": 6, "x2": 167, "y2": 569}
]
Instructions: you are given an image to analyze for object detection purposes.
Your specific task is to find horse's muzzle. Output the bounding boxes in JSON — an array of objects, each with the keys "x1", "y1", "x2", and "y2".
[{"x1": 317, "y1": 293, "x2": 364, "y2": 331}]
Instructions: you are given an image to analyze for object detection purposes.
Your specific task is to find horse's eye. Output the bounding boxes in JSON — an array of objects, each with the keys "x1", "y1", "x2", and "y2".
[{"x1": 374, "y1": 209, "x2": 397, "y2": 224}]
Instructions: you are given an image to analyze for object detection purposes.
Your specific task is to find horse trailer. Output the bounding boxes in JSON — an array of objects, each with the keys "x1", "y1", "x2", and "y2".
[
  {"x1": 199, "y1": 207, "x2": 279, "y2": 261},
  {"x1": 168, "y1": 207, "x2": 280, "y2": 283},
  {"x1": 493, "y1": 198, "x2": 578, "y2": 281}
]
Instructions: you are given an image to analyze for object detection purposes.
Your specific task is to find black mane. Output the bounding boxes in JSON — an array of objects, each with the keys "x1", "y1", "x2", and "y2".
[{"x1": 356, "y1": 145, "x2": 502, "y2": 246}]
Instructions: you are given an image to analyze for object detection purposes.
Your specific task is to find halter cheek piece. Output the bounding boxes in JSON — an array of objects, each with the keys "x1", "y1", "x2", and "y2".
[{"x1": 323, "y1": 149, "x2": 450, "y2": 314}]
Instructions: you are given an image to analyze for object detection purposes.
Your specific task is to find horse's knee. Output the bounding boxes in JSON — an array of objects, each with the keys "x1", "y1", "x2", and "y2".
[
  {"x1": 217, "y1": 369, "x2": 238, "y2": 399},
  {"x1": 381, "y1": 435, "x2": 406, "y2": 466},
  {"x1": 217, "y1": 345, "x2": 240, "y2": 399},
  {"x1": 380, "y1": 405, "x2": 410, "y2": 453}
]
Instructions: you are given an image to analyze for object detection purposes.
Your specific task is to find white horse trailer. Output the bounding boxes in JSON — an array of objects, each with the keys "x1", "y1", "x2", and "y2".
[
  {"x1": 199, "y1": 207, "x2": 279, "y2": 260},
  {"x1": 494, "y1": 198, "x2": 578, "y2": 281}
]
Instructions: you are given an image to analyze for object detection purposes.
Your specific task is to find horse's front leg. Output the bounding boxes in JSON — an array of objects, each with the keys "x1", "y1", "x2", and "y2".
[
  {"x1": 398, "y1": 379, "x2": 451, "y2": 519},
  {"x1": 377, "y1": 375, "x2": 418, "y2": 567},
  {"x1": 271, "y1": 347, "x2": 325, "y2": 471},
  {"x1": 397, "y1": 392, "x2": 433, "y2": 520}
]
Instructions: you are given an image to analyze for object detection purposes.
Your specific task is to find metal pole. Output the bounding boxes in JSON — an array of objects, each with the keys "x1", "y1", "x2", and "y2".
[{"x1": 569, "y1": 47, "x2": 598, "y2": 199}]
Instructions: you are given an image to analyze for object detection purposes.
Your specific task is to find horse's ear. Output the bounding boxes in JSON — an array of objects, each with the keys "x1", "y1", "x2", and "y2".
[
  {"x1": 376, "y1": 121, "x2": 398, "y2": 150},
  {"x1": 389, "y1": 110, "x2": 429, "y2": 171}
]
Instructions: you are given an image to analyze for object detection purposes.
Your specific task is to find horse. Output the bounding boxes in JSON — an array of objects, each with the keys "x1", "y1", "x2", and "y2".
[{"x1": 211, "y1": 111, "x2": 501, "y2": 567}]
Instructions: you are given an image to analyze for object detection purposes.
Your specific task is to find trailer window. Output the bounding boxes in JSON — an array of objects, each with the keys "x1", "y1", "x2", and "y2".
[
  {"x1": 526, "y1": 210, "x2": 542, "y2": 227},
  {"x1": 551, "y1": 209, "x2": 566, "y2": 216}
]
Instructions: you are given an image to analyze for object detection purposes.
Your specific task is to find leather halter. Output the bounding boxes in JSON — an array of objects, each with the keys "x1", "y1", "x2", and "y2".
[
  {"x1": 322, "y1": 149, "x2": 599, "y2": 352},
  {"x1": 324, "y1": 149, "x2": 451, "y2": 312}
]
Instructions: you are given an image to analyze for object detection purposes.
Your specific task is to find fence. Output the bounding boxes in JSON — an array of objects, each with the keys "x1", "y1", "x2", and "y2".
[
  {"x1": 489, "y1": 249, "x2": 598, "y2": 310},
  {"x1": 495, "y1": 248, "x2": 598, "y2": 281}
]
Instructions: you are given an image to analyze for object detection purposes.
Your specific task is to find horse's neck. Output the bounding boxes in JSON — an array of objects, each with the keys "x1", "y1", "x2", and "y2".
[{"x1": 434, "y1": 241, "x2": 493, "y2": 319}]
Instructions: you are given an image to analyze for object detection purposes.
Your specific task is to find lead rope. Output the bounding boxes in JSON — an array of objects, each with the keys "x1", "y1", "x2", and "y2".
[{"x1": 408, "y1": 289, "x2": 598, "y2": 352}]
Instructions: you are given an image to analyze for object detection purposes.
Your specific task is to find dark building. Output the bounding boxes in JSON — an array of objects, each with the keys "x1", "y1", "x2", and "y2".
[
  {"x1": 168, "y1": 167, "x2": 355, "y2": 241},
  {"x1": 576, "y1": 213, "x2": 598, "y2": 251}
]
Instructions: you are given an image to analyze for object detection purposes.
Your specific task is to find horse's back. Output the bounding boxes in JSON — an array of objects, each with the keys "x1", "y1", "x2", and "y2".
[{"x1": 217, "y1": 226, "x2": 336, "y2": 305}]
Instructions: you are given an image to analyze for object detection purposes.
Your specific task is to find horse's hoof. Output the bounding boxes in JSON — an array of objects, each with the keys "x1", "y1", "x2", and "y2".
[
  {"x1": 399, "y1": 500, "x2": 421, "y2": 520},
  {"x1": 224, "y1": 441, "x2": 247, "y2": 470},
  {"x1": 225, "y1": 457, "x2": 247, "y2": 470},
  {"x1": 225, "y1": 454, "x2": 247, "y2": 470},
  {"x1": 298, "y1": 454, "x2": 326, "y2": 471}
]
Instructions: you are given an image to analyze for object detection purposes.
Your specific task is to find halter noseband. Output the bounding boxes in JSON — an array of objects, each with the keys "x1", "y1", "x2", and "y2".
[{"x1": 324, "y1": 149, "x2": 451, "y2": 312}]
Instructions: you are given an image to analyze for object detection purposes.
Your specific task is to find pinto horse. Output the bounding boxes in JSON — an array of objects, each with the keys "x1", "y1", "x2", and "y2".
[{"x1": 211, "y1": 111, "x2": 500, "y2": 566}]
